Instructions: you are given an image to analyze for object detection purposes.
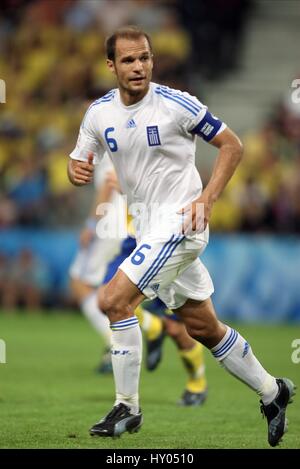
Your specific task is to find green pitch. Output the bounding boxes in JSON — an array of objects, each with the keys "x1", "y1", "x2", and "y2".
[{"x1": 0, "y1": 312, "x2": 299, "y2": 449}]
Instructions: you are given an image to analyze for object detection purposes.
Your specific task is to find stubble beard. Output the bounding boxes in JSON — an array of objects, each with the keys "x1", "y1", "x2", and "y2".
[{"x1": 119, "y1": 81, "x2": 150, "y2": 102}]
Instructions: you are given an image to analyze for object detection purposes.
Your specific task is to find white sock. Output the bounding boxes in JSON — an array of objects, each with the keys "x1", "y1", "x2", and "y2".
[
  {"x1": 211, "y1": 326, "x2": 278, "y2": 405},
  {"x1": 81, "y1": 292, "x2": 111, "y2": 346},
  {"x1": 111, "y1": 316, "x2": 142, "y2": 415}
]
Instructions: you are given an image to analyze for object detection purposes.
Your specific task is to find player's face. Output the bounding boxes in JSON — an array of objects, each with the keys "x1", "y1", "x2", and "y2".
[{"x1": 107, "y1": 36, "x2": 153, "y2": 103}]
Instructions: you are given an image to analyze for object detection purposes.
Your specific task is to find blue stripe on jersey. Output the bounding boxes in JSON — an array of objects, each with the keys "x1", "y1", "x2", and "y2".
[
  {"x1": 90, "y1": 91, "x2": 116, "y2": 107},
  {"x1": 103, "y1": 90, "x2": 115, "y2": 98},
  {"x1": 138, "y1": 235, "x2": 185, "y2": 291},
  {"x1": 81, "y1": 90, "x2": 116, "y2": 127},
  {"x1": 99, "y1": 94, "x2": 115, "y2": 101},
  {"x1": 96, "y1": 97, "x2": 112, "y2": 103},
  {"x1": 155, "y1": 90, "x2": 198, "y2": 116},
  {"x1": 137, "y1": 235, "x2": 175, "y2": 290},
  {"x1": 160, "y1": 90, "x2": 200, "y2": 113},
  {"x1": 157, "y1": 86, "x2": 202, "y2": 112},
  {"x1": 89, "y1": 90, "x2": 115, "y2": 106},
  {"x1": 191, "y1": 111, "x2": 223, "y2": 142},
  {"x1": 97, "y1": 90, "x2": 115, "y2": 101},
  {"x1": 155, "y1": 87, "x2": 200, "y2": 114}
]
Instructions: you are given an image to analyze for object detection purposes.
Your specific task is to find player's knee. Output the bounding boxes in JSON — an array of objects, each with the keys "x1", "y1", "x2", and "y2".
[
  {"x1": 185, "y1": 319, "x2": 218, "y2": 342},
  {"x1": 98, "y1": 293, "x2": 128, "y2": 323},
  {"x1": 98, "y1": 293, "x2": 116, "y2": 317}
]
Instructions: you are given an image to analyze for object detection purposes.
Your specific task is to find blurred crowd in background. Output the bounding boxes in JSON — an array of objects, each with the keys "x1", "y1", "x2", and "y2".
[{"x1": 0, "y1": 0, "x2": 300, "y2": 311}]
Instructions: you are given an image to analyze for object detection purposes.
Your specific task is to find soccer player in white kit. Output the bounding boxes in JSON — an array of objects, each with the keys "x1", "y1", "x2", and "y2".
[
  {"x1": 68, "y1": 26, "x2": 295, "y2": 446},
  {"x1": 71, "y1": 158, "x2": 208, "y2": 394}
]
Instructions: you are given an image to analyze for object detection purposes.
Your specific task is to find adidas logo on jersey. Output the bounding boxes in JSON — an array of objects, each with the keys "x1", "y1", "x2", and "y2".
[
  {"x1": 126, "y1": 119, "x2": 136, "y2": 128},
  {"x1": 151, "y1": 283, "x2": 160, "y2": 293}
]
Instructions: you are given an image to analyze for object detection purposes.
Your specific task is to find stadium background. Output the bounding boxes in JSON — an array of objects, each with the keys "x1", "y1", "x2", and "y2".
[{"x1": 0, "y1": 0, "x2": 299, "y2": 450}]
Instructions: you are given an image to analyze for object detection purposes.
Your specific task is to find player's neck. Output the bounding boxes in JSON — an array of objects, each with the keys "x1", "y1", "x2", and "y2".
[{"x1": 119, "y1": 86, "x2": 150, "y2": 106}]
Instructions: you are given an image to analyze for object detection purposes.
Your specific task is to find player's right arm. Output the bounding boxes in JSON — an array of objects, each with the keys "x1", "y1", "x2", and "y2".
[{"x1": 68, "y1": 105, "x2": 105, "y2": 186}]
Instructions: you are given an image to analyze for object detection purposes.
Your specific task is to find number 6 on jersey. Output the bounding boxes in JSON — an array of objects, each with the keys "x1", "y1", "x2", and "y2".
[{"x1": 105, "y1": 127, "x2": 118, "y2": 152}]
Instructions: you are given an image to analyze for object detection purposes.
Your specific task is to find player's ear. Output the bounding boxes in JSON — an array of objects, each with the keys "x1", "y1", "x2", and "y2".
[
  {"x1": 149, "y1": 54, "x2": 154, "y2": 70},
  {"x1": 107, "y1": 59, "x2": 116, "y2": 74}
]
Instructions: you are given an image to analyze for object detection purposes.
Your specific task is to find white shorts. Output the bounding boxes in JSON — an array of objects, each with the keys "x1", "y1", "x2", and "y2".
[
  {"x1": 69, "y1": 237, "x2": 121, "y2": 287},
  {"x1": 119, "y1": 231, "x2": 214, "y2": 310}
]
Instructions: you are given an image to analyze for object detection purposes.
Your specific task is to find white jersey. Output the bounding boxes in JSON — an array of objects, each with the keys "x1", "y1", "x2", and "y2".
[
  {"x1": 93, "y1": 152, "x2": 114, "y2": 189},
  {"x1": 70, "y1": 82, "x2": 226, "y2": 240}
]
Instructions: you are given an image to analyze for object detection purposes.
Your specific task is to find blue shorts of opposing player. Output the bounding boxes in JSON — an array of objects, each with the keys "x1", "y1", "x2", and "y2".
[{"x1": 102, "y1": 235, "x2": 179, "y2": 321}]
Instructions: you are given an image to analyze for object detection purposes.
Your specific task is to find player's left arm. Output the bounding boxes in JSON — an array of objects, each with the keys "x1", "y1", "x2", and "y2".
[
  {"x1": 183, "y1": 126, "x2": 243, "y2": 232},
  {"x1": 169, "y1": 88, "x2": 243, "y2": 231},
  {"x1": 202, "y1": 126, "x2": 243, "y2": 206}
]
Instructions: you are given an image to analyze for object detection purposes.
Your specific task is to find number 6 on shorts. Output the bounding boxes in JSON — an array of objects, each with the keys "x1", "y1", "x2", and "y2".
[{"x1": 131, "y1": 244, "x2": 151, "y2": 265}]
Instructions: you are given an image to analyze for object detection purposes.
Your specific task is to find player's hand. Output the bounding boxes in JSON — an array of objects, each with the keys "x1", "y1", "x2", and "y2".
[
  {"x1": 79, "y1": 227, "x2": 95, "y2": 247},
  {"x1": 69, "y1": 152, "x2": 94, "y2": 186},
  {"x1": 178, "y1": 192, "x2": 213, "y2": 235}
]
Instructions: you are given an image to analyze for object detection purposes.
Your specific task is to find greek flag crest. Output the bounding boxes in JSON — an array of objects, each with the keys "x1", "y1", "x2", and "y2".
[{"x1": 146, "y1": 125, "x2": 161, "y2": 146}]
